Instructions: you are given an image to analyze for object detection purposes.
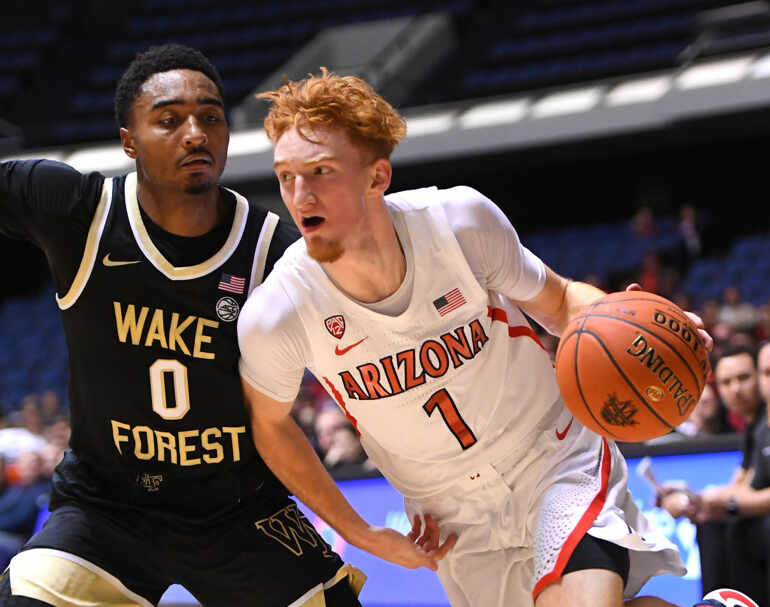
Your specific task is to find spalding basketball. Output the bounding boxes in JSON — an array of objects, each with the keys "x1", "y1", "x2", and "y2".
[{"x1": 555, "y1": 291, "x2": 709, "y2": 442}]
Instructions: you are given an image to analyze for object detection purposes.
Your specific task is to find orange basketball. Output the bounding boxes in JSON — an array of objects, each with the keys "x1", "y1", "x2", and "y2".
[{"x1": 555, "y1": 291, "x2": 710, "y2": 442}]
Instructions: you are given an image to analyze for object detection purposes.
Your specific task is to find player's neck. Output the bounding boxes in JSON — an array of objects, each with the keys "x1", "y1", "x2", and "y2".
[
  {"x1": 322, "y1": 221, "x2": 406, "y2": 304},
  {"x1": 137, "y1": 184, "x2": 226, "y2": 237}
]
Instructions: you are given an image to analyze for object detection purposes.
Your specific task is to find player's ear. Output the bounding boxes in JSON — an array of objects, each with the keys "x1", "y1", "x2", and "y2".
[
  {"x1": 120, "y1": 128, "x2": 137, "y2": 159},
  {"x1": 369, "y1": 158, "x2": 391, "y2": 195}
]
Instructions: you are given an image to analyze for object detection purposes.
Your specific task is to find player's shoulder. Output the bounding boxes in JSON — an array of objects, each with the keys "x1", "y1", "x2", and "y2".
[
  {"x1": 247, "y1": 238, "x2": 309, "y2": 301},
  {"x1": 386, "y1": 185, "x2": 496, "y2": 213},
  {"x1": 2, "y1": 158, "x2": 103, "y2": 187},
  {"x1": 239, "y1": 264, "x2": 302, "y2": 340}
]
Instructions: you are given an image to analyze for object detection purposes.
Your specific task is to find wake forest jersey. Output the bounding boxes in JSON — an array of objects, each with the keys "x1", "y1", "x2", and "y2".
[{"x1": 0, "y1": 160, "x2": 298, "y2": 524}]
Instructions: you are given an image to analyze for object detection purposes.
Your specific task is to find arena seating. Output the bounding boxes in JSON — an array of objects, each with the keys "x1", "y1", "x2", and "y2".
[{"x1": 1, "y1": 0, "x2": 762, "y2": 148}]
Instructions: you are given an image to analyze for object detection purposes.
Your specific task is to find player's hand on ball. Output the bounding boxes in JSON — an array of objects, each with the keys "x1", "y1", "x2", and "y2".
[{"x1": 625, "y1": 283, "x2": 713, "y2": 352}]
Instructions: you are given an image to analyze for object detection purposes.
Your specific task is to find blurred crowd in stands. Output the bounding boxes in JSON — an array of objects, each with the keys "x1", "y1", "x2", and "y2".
[{"x1": 0, "y1": 389, "x2": 68, "y2": 568}]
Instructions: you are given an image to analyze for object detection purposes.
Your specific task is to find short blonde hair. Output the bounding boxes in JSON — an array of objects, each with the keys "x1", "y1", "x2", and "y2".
[{"x1": 257, "y1": 67, "x2": 406, "y2": 160}]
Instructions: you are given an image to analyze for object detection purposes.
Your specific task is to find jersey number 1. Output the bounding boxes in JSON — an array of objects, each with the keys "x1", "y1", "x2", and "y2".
[{"x1": 423, "y1": 388, "x2": 477, "y2": 450}]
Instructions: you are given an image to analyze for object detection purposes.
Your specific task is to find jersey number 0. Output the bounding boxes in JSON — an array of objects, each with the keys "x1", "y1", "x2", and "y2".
[{"x1": 149, "y1": 359, "x2": 191, "y2": 420}]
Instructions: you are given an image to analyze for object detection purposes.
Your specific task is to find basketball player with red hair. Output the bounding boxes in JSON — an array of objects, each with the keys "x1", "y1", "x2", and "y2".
[{"x1": 238, "y1": 68, "x2": 754, "y2": 607}]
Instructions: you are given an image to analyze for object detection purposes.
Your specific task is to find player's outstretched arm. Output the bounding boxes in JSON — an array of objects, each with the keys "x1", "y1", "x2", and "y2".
[{"x1": 240, "y1": 379, "x2": 453, "y2": 571}]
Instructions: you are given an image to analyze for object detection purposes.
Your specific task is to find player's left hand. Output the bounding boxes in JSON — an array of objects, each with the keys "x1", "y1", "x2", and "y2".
[
  {"x1": 408, "y1": 513, "x2": 457, "y2": 559},
  {"x1": 625, "y1": 283, "x2": 713, "y2": 352}
]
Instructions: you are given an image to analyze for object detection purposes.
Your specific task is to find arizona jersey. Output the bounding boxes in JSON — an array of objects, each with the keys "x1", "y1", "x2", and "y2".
[
  {"x1": 240, "y1": 186, "x2": 561, "y2": 498},
  {"x1": 1, "y1": 160, "x2": 297, "y2": 524}
]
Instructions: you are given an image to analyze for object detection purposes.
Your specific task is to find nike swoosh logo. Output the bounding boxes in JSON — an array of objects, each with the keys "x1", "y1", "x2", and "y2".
[
  {"x1": 103, "y1": 253, "x2": 142, "y2": 267},
  {"x1": 334, "y1": 337, "x2": 367, "y2": 356},
  {"x1": 556, "y1": 417, "x2": 574, "y2": 440}
]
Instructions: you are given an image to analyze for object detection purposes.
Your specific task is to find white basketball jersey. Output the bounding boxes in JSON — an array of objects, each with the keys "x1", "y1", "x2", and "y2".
[{"x1": 271, "y1": 187, "x2": 562, "y2": 497}]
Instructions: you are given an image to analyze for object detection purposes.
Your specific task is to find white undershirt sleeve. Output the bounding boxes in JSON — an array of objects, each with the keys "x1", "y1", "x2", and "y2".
[
  {"x1": 237, "y1": 277, "x2": 308, "y2": 403},
  {"x1": 441, "y1": 186, "x2": 546, "y2": 301}
]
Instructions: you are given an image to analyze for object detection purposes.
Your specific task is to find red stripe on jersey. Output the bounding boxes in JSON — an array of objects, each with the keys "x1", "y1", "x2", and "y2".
[
  {"x1": 531, "y1": 438, "x2": 612, "y2": 599},
  {"x1": 486, "y1": 306, "x2": 546, "y2": 350},
  {"x1": 322, "y1": 376, "x2": 360, "y2": 436}
]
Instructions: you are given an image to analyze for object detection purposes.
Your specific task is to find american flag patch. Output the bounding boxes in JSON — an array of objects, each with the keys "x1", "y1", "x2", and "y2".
[
  {"x1": 218, "y1": 273, "x2": 245, "y2": 294},
  {"x1": 433, "y1": 288, "x2": 466, "y2": 316}
]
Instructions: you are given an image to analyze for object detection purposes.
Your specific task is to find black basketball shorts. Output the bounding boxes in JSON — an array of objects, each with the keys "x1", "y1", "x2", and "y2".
[{"x1": 8, "y1": 499, "x2": 359, "y2": 607}]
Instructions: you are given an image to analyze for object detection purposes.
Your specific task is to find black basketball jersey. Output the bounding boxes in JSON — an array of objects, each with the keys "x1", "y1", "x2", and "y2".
[{"x1": 1, "y1": 160, "x2": 298, "y2": 525}]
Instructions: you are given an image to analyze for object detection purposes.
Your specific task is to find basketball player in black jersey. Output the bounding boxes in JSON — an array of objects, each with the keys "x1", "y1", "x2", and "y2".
[{"x1": 0, "y1": 43, "x2": 434, "y2": 607}]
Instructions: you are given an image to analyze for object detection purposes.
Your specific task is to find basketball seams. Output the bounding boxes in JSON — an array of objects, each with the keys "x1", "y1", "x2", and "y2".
[
  {"x1": 572, "y1": 327, "x2": 676, "y2": 433},
  {"x1": 582, "y1": 313, "x2": 705, "y2": 395},
  {"x1": 563, "y1": 328, "x2": 622, "y2": 440},
  {"x1": 567, "y1": 303, "x2": 624, "y2": 440}
]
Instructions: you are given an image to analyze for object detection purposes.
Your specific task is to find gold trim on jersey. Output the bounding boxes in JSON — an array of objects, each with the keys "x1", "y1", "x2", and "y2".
[
  {"x1": 9, "y1": 548, "x2": 153, "y2": 607},
  {"x1": 247, "y1": 210, "x2": 279, "y2": 295},
  {"x1": 56, "y1": 178, "x2": 113, "y2": 310},
  {"x1": 124, "y1": 172, "x2": 249, "y2": 280},
  {"x1": 286, "y1": 563, "x2": 367, "y2": 607}
]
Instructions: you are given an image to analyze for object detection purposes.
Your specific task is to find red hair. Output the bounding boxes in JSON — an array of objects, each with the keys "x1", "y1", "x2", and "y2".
[{"x1": 257, "y1": 67, "x2": 406, "y2": 160}]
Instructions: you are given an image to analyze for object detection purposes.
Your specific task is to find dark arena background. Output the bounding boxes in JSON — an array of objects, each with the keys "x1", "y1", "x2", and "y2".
[{"x1": 2, "y1": 1, "x2": 770, "y2": 605}]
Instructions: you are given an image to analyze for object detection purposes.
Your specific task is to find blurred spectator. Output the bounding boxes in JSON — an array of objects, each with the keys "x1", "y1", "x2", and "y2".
[
  {"x1": 701, "y1": 298, "x2": 723, "y2": 335},
  {"x1": 657, "y1": 344, "x2": 766, "y2": 600},
  {"x1": 676, "y1": 382, "x2": 729, "y2": 437},
  {"x1": 40, "y1": 442, "x2": 64, "y2": 479},
  {"x1": 759, "y1": 339, "x2": 770, "y2": 406},
  {"x1": 754, "y1": 303, "x2": 770, "y2": 343},
  {"x1": 718, "y1": 285, "x2": 758, "y2": 334},
  {"x1": 313, "y1": 405, "x2": 368, "y2": 469},
  {"x1": 630, "y1": 204, "x2": 656, "y2": 239},
  {"x1": 0, "y1": 450, "x2": 52, "y2": 569},
  {"x1": 42, "y1": 414, "x2": 70, "y2": 451},
  {"x1": 11, "y1": 394, "x2": 45, "y2": 437},
  {"x1": 39, "y1": 389, "x2": 62, "y2": 426},
  {"x1": 323, "y1": 426, "x2": 369, "y2": 469},
  {"x1": 677, "y1": 203, "x2": 704, "y2": 272},
  {"x1": 0, "y1": 423, "x2": 47, "y2": 463},
  {"x1": 291, "y1": 381, "x2": 324, "y2": 447},
  {"x1": 21, "y1": 400, "x2": 44, "y2": 437},
  {"x1": 315, "y1": 405, "x2": 351, "y2": 458},
  {"x1": 657, "y1": 266, "x2": 681, "y2": 300},
  {"x1": 637, "y1": 250, "x2": 661, "y2": 293},
  {"x1": 670, "y1": 291, "x2": 694, "y2": 314}
]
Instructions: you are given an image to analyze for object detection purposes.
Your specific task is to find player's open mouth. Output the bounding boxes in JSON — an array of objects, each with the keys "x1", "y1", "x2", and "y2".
[{"x1": 302, "y1": 216, "x2": 325, "y2": 228}]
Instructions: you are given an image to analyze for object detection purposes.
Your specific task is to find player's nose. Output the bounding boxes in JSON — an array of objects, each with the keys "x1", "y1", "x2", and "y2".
[
  {"x1": 292, "y1": 176, "x2": 316, "y2": 209},
  {"x1": 182, "y1": 116, "x2": 208, "y2": 147}
]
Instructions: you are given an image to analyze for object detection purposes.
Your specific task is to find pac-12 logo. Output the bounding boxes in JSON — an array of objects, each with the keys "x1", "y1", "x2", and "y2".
[
  {"x1": 216, "y1": 296, "x2": 240, "y2": 322},
  {"x1": 325, "y1": 315, "x2": 345, "y2": 339}
]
